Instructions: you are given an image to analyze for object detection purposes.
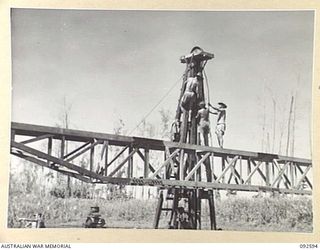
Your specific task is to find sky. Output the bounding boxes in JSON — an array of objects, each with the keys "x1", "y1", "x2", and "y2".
[{"x1": 11, "y1": 9, "x2": 314, "y2": 158}]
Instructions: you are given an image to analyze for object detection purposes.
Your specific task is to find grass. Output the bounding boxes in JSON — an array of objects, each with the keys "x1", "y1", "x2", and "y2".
[
  {"x1": 7, "y1": 193, "x2": 312, "y2": 232},
  {"x1": 213, "y1": 196, "x2": 312, "y2": 232},
  {"x1": 8, "y1": 194, "x2": 156, "y2": 228}
]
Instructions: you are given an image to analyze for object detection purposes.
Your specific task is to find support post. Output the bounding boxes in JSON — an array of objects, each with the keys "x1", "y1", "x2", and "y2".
[
  {"x1": 196, "y1": 189, "x2": 201, "y2": 230},
  {"x1": 153, "y1": 191, "x2": 163, "y2": 229},
  {"x1": 144, "y1": 148, "x2": 150, "y2": 178},
  {"x1": 104, "y1": 141, "x2": 109, "y2": 176},
  {"x1": 239, "y1": 156, "x2": 243, "y2": 184},
  {"x1": 222, "y1": 157, "x2": 226, "y2": 183},
  {"x1": 247, "y1": 159, "x2": 251, "y2": 185},
  {"x1": 179, "y1": 150, "x2": 185, "y2": 180},
  {"x1": 266, "y1": 161, "x2": 270, "y2": 186},
  {"x1": 47, "y1": 137, "x2": 52, "y2": 164},
  {"x1": 171, "y1": 189, "x2": 180, "y2": 229},
  {"x1": 208, "y1": 190, "x2": 217, "y2": 230},
  {"x1": 191, "y1": 189, "x2": 197, "y2": 229},
  {"x1": 58, "y1": 136, "x2": 65, "y2": 182},
  {"x1": 90, "y1": 142, "x2": 95, "y2": 173},
  {"x1": 60, "y1": 136, "x2": 65, "y2": 158},
  {"x1": 290, "y1": 162, "x2": 295, "y2": 187},
  {"x1": 211, "y1": 153, "x2": 215, "y2": 181},
  {"x1": 128, "y1": 147, "x2": 133, "y2": 178}
]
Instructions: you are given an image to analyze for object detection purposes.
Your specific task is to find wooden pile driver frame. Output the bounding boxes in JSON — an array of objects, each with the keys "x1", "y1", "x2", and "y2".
[{"x1": 155, "y1": 47, "x2": 217, "y2": 229}]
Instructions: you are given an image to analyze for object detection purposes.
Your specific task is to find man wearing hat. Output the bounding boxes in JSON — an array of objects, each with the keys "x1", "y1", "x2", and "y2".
[{"x1": 209, "y1": 102, "x2": 227, "y2": 148}]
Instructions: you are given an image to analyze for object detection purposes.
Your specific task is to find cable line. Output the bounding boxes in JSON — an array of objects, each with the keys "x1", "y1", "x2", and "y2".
[{"x1": 129, "y1": 73, "x2": 184, "y2": 135}]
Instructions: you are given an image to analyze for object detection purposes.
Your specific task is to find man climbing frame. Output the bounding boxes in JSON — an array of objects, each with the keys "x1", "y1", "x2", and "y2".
[
  {"x1": 180, "y1": 73, "x2": 200, "y2": 114},
  {"x1": 178, "y1": 72, "x2": 201, "y2": 142},
  {"x1": 209, "y1": 102, "x2": 227, "y2": 148}
]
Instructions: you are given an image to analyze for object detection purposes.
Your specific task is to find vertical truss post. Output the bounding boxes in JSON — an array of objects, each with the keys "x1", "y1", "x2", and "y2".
[
  {"x1": 196, "y1": 153, "x2": 202, "y2": 182},
  {"x1": 104, "y1": 141, "x2": 109, "y2": 176},
  {"x1": 221, "y1": 157, "x2": 226, "y2": 183},
  {"x1": 164, "y1": 150, "x2": 168, "y2": 179},
  {"x1": 247, "y1": 159, "x2": 251, "y2": 185},
  {"x1": 144, "y1": 148, "x2": 150, "y2": 178},
  {"x1": 271, "y1": 161, "x2": 275, "y2": 184},
  {"x1": 211, "y1": 153, "x2": 215, "y2": 181},
  {"x1": 276, "y1": 161, "x2": 281, "y2": 188},
  {"x1": 290, "y1": 162, "x2": 295, "y2": 187},
  {"x1": 47, "y1": 137, "x2": 52, "y2": 165},
  {"x1": 90, "y1": 142, "x2": 95, "y2": 173},
  {"x1": 239, "y1": 156, "x2": 243, "y2": 184},
  {"x1": 204, "y1": 153, "x2": 212, "y2": 182},
  {"x1": 266, "y1": 161, "x2": 270, "y2": 186},
  {"x1": 58, "y1": 136, "x2": 65, "y2": 182},
  {"x1": 60, "y1": 136, "x2": 65, "y2": 158},
  {"x1": 59, "y1": 136, "x2": 65, "y2": 179},
  {"x1": 179, "y1": 150, "x2": 185, "y2": 180},
  {"x1": 128, "y1": 147, "x2": 133, "y2": 178}
]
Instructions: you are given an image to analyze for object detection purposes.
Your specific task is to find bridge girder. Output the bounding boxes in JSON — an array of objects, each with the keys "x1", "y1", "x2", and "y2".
[{"x1": 10, "y1": 122, "x2": 312, "y2": 196}]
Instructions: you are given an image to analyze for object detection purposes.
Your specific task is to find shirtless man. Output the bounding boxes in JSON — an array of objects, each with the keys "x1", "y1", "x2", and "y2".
[
  {"x1": 196, "y1": 101, "x2": 216, "y2": 146},
  {"x1": 180, "y1": 73, "x2": 201, "y2": 113},
  {"x1": 209, "y1": 102, "x2": 227, "y2": 148}
]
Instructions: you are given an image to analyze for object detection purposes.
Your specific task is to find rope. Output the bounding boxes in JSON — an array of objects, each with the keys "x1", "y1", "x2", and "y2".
[
  {"x1": 128, "y1": 73, "x2": 184, "y2": 135},
  {"x1": 203, "y1": 69, "x2": 210, "y2": 107}
]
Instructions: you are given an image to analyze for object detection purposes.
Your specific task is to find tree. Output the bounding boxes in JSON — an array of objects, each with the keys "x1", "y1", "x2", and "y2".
[
  {"x1": 159, "y1": 108, "x2": 173, "y2": 140},
  {"x1": 54, "y1": 96, "x2": 73, "y2": 197}
]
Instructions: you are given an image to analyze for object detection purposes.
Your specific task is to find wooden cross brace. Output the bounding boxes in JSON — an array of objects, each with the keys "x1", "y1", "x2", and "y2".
[
  {"x1": 295, "y1": 164, "x2": 312, "y2": 189},
  {"x1": 149, "y1": 149, "x2": 180, "y2": 179},
  {"x1": 185, "y1": 152, "x2": 211, "y2": 181},
  {"x1": 108, "y1": 148, "x2": 137, "y2": 177},
  {"x1": 215, "y1": 156, "x2": 239, "y2": 183},
  {"x1": 271, "y1": 160, "x2": 291, "y2": 188}
]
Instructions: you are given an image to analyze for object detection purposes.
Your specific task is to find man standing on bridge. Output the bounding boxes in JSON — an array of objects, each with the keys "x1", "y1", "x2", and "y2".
[
  {"x1": 209, "y1": 102, "x2": 227, "y2": 148},
  {"x1": 196, "y1": 101, "x2": 215, "y2": 146}
]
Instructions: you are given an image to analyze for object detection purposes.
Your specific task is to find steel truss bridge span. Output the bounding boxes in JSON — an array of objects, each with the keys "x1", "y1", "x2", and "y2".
[{"x1": 10, "y1": 122, "x2": 312, "y2": 196}]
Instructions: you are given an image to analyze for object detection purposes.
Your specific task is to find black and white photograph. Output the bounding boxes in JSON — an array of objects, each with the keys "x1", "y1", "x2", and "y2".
[{"x1": 8, "y1": 9, "x2": 314, "y2": 233}]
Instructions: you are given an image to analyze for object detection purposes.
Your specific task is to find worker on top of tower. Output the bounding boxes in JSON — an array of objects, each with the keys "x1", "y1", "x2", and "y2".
[{"x1": 180, "y1": 72, "x2": 202, "y2": 113}]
